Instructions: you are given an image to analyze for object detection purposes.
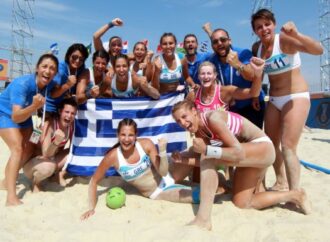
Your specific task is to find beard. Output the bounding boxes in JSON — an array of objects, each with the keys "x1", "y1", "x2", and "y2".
[
  {"x1": 186, "y1": 48, "x2": 197, "y2": 56},
  {"x1": 219, "y1": 45, "x2": 231, "y2": 57}
]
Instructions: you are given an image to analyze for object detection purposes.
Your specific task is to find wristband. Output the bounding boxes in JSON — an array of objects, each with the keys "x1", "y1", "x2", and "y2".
[
  {"x1": 205, "y1": 145, "x2": 223, "y2": 159},
  {"x1": 159, "y1": 150, "x2": 167, "y2": 157},
  {"x1": 108, "y1": 22, "x2": 114, "y2": 28},
  {"x1": 86, "y1": 89, "x2": 92, "y2": 99}
]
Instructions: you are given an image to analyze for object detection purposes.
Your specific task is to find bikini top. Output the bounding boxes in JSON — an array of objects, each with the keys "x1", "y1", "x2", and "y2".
[
  {"x1": 116, "y1": 141, "x2": 152, "y2": 182},
  {"x1": 257, "y1": 34, "x2": 301, "y2": 75},
  {"x1": 199, "y1": 111, "x2": 243, "y2": 146},
  {"x1": 111, "y1": 71, "x2": 137, "y2": 98},
  {"x1": 159, "y1": 53, "x2": 183, "y2": 84}
]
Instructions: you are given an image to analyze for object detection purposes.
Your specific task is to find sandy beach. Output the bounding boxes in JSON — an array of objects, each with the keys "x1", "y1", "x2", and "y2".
[{"x1": 1, "y1": 128, "x2": 330, "y2": 242}]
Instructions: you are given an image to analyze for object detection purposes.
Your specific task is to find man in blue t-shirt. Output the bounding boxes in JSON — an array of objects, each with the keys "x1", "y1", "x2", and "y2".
[
  {"x1": 206, "y1": 26, "x2": 265, "y2": 128},
  {"x1": 182, "y1": 34, "x2": 212, "y2": 86}
]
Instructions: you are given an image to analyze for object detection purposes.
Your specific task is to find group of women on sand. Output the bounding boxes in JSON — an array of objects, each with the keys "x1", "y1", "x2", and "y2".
[{"x1": 0, "y1": 7, "x2": 323, "y2": 232}]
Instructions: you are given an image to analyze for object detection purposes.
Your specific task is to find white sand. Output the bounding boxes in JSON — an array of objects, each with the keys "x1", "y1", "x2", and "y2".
[{"x1": 1, "y1": 128, "x2": 330, "y2": 242}]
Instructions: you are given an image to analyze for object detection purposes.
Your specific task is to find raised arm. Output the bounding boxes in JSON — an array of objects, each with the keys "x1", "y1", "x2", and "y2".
[
  {"x1": 202, "y1": 22, "x2": 213, "y2": 39},
  {"x1": 93, "y1": 18, "x2": 124, "y2": 52},
  {"x1": 151, "y1": 56, "x2": 162, "y2": 91},
  {"x1": 11, "y1": 94, "x2": 45, "y2": 124},
  {"x1": 76, "y1": 69, "x2": 93, "y2": 105},
  {"x1": 280, "y1": 21, "x2": 323, "y2": 55}
]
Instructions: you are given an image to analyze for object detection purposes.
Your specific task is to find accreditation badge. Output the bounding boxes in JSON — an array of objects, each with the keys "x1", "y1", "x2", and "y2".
[{"x1": 29, "y1": 128, "x2": 42, "y2": 144}]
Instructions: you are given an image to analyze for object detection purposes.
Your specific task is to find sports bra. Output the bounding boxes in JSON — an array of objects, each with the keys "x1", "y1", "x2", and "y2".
[
  {"x1": 129, "y1": 62, "x2": 144, "y2": 77},
  {"x1": 159, "y1": 53, "x2": 183, "y2": 84},
  {"x1": 257, "y1": 34, "x2": 301, "y2": 75},
  {"x1": 86, "y1": 67, "x2": 106, "y2": 90},
  {"x1": 50, "y1": 119, "x2": 74, "y2": 147},
  {"x1": 199, "y1": 111, "x2": 243, "y2": 146},
  {"x1": 116, "y1": 141, "x2": 152, "y2": 182},
  {"x1": 194, "y1": 84, "x2": 228, "y2": 112},
  {"x1": 111, "y1": 71, "x2": 137, "y2": 98}
]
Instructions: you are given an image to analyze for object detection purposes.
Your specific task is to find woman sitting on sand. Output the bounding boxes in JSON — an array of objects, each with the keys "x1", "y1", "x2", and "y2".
[
  {"x1": 80, "y1": 118, "x2": 201, "y2": 220},
  {"x1": 171, "y1": 100, "x2": 311, "y2": 230},
  {"x1": 23, "y1": 98, "x2": 77, "y2": 192}
]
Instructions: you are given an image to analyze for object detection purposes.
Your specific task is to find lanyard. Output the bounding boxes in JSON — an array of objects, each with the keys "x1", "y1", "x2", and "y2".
[
  {"x1": 218, "y1": 63, "x2": 233, "y2": 86},
  {"x1": 35, "y1": 78, "x2": 48, "y2": 128},
  {"x1": 67, "y1": 65, "x2": 77, "y2": 94}
]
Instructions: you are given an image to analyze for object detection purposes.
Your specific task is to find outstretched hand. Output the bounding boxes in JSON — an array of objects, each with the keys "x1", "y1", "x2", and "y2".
[{"x1": 80, "y1": 209, "x2": 95, "y2": 220}]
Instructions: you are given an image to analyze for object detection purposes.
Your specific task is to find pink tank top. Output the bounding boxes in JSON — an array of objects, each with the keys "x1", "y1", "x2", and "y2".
[
  {"x1": 200, "y1": 111, "x2": 243, "y2": 143},
  {"x1": 50, "y1": 119, "x2": 74, "y2": 147},
  {"x1": 194, "y1": 84, "x2": 228, "y2": 112}
]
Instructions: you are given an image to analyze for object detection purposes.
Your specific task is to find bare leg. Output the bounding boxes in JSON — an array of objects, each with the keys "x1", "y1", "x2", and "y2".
[
  {"x1": 0, "y1": 127, "x2": 32, "y2": 206},
  {"x1": 54, "y1": 150, "x2": 69, "y2": 186},
  {"x1": 23, "y1": 157, "x2": 56, "y2": 192},
  {"x1": 169, "y1": 162, "x2": 193, "y2": 183},
  {"x1": 232, "y1": 167, "x2": 311, "y2": 214},
  {"x1": 264, "y1": 103, "x2": 288, "y2": 190},
  {"x1": 187, "y1": 156, "x2": 217, "y2": 231},
  {"x1": 281, "y1": 98, "x2": 310, "y2": 190}
]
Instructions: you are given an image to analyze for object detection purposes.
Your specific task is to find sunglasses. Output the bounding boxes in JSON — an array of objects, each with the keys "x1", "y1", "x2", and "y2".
[
  {"x1": 212, "y1": 37, "x2": 230, "y2": 45},
  {"x1": 71, "y1": 54, "x2": 84, "y2": 62}
]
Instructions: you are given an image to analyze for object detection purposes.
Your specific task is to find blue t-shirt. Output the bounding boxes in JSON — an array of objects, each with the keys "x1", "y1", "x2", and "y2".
[
  {"x1": 0, "y1": 74, "x2": 55, "y2": 123},
  {"x1": 209, "y1": 46, "x2": 265, "y2": 109},
  {"x1": 46, "y1": 61, "x2": 85, "y2": 113},
  {"x1": 186, "y1": 52, "x2": 212, "y2": 85}
]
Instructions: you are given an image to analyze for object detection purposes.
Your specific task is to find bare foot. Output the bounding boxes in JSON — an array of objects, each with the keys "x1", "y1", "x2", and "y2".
[
  {"x1": 0, "y1": 179, "x2": 7, "y2": 190},
  {"x1": 297, "y1": 189, "x2": 312, "y2": 215},
  {"x1": 6, "y1": 196, "x2": 23, "y2": 206},
  {"x1": 32, "y1": 183, "x2": 42, "y2": 193},
  {"x1": 268, "y1": 182, "x2": 289, "y2": 191},
  {"x1": 186, "y1": 217, "x2": 212, "y2": 231},
  {"x1": 58, "y1": 173, "x2": 67, "y2": 187}
]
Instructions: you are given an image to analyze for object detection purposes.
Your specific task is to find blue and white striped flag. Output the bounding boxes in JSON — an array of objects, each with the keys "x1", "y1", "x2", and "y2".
[
  {"x1": 66, "y1": 92, "x2": 187, "y2": 176},
  {"x1": 49, "y1": 43, "x2": 59, "y2": 55}
]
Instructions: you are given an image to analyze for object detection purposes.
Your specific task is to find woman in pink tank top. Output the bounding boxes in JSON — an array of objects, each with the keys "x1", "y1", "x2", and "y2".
[
  {"x1": 23, "y1": 98, "x2": 77, "y2": 192},
  {"x1": 171, "y1": 100, "x2": 311, "y2": 230},
  {"x1": 188, "y1": 59, "x2": 264, "y2": 113}
]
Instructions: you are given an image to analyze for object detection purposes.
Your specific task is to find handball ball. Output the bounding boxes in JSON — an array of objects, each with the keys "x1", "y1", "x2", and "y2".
[{"x1": 106, "y1": 187, "x2": 126, "y2": 209}]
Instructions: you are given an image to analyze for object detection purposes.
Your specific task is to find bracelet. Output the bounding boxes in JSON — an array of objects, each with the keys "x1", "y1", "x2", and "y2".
[
  {"x1": 108, "y1": 22, "x2": 114, "y2": 28},
  {"x1": 205, "y1": 145, "x2": 223, "y2": 159},
  {"x1": 237, "y1": 64, "x2": 245, "y2": 74}
]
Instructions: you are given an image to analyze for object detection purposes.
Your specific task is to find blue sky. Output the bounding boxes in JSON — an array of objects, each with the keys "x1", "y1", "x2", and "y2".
[{"x1": 0, "y1": 0, "x2": 322, "y2": 91}]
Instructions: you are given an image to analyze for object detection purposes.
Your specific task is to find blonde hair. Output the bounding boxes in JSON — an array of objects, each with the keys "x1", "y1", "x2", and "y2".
[
  {"x1": 198, "y1": 61, "x2": 218, "y2": 76},
  {"x1": 171, "y1": 100, "x2": 195, "y2": 115}
]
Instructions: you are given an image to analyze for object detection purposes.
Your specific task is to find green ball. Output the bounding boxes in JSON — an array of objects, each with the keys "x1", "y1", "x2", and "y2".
[{"x1": 106, "y1": 187, "x2": 126, "y2": 209}]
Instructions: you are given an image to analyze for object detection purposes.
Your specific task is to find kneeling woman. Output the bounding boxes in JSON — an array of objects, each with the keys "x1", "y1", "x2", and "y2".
[
  {"x1": 81, "y1": 118, "x2": 199, "y2": 220},
  {"x1": 23, "y1": 98, "x2": 77, "y2": 192},
  {"x1": 171, "y1": 100, "x2": 311, "y2": 230}
]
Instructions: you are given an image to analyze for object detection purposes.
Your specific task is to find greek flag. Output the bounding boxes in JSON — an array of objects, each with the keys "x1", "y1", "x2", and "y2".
[
  {"x1": 49, "y1": 43, "x2": 59, "y2": 55},
  {"x1": 200, "y1": 40, "x2": 209, "y2": 53},
  {"x1": 66, "y1": 92, "x2": 187, "y2": 176}
]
